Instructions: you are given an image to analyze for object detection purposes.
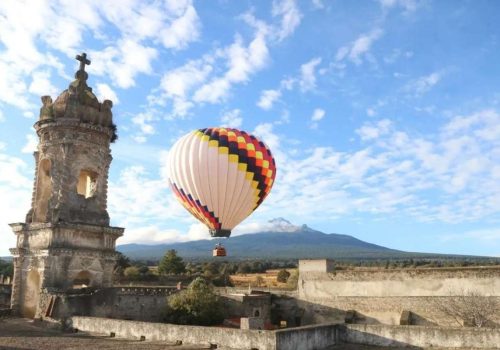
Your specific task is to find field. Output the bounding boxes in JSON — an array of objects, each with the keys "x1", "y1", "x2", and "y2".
[{"x1": 229, "y1": 269, "x2": 297, "y2": 288}]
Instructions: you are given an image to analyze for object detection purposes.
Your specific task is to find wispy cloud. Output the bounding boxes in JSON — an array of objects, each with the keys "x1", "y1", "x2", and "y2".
[
  {"x1": 257, "y1": 109, "x2": 500, "y2": 224},
  {"x1": 336, "y1": 28, "x2": 383, "y2": 65},
  {"x1": 272, "y1": 0, "x2": 302, "y2": 41},
  {"x1": 257, "y1": 89, "x2": 282, "y2": 110},
  {"x1": 0, "y1": 0, "x2": 200, "y2": 111},
  {"x1": 220, "y1": 109, "x2": 243, "y2": 128},
  {"x1": 310, "y1": 108, "x2": 326, "y2": 129},
  {"x1": 299, "y1": 57, "x2": 322, "y2": 91},
  {"x1": 405, "y1": 71, "x2": 444, "y2": 96}
]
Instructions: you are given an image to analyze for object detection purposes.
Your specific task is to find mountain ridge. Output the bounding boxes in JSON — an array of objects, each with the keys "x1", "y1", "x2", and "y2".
[{"x1": 117, "y1": 225, "x2": 428, "y2": 260}]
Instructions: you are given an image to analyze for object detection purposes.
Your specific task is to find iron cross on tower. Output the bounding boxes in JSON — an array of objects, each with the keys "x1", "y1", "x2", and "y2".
[{"x1": 76, "y1": 52, "x2": 91, "y2": 72}]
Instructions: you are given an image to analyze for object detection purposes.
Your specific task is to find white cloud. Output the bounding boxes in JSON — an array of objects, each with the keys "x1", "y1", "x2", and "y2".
[
  {"x1": 311, "y1": 0, "x2": 325, "y2": 9},
  {"x1": 336, "y1": 28, "x2": 383, "y2": 65},
  {"x1": 118, "y1": 222, "x2": 213, "y2": 245},
  {"x1": 233, "y1": 217, "x2": 305, "y2": 236},
  {"x1": 406, "y1": 71, "x2": 443, "y2": 96},
  {"x1": 299, "y1": 57, "x2": 322, "y2": 92},
  {"x1": 28, "y1": 71, "x2": 58, "y2": 97},
  {"x1": 311, "y1": 108, "x2": 325, "y2": 122},
  {"x1": 379, "y1": 0, "x2": 420, "y2": 13},
  {"x1": 154, "y1": 17, "x2": 271, "y2": 118},
  {"x1": 0, "y1": 0, "x2": 201, "y2": 112},
  {"x1": 194, "y1": 32, "x2": 269, "y2": 104},
  {"x1": 96, "y1": 83, "x2": 119, "y2": 104},
  {"x1": 0, "y1": 149, "x2": 32, "y2": 255},
  {"x1": 272, "y1": 0, "x2": 302, "y2": 41},
  {"x1": 441, "y1": 228, "x2": 500, "y2": 244},
  {"x1": 356, "y1": 119, "x2": 392, "y2": 141},
  {"x1": 23, "y1": 111, "x2": 35, "y2": 119},
  {"x1": 257, "y1": 89, "x2": 282, "y2": 110},
  {"x1": 90, "y1": 40, "x2": 158, "y2": 89},
  {"x1": 131, "y1": 112, "x2": 158, "y2": 142},
  {"x1": 159, "y1": 3, "x2": 201, "y2": 50},
  {"x1": 108, "y1": 165, "x2": 187, "y2": 229},
  {"x1": 159, "y1": 59, "x2": 213, "y2": 118},
  {"x1": 21, "y1": 134, "x2": 38, "y2": 154},
  {"x1": 254, "y1": 109, "x2": 500, "y2": 224},
  {"x1": 310, "y1": 108, "x2": 326, "y2": 129},
  {"x1": 220, "y1": 109, "x2": 243, "y2": 128}
]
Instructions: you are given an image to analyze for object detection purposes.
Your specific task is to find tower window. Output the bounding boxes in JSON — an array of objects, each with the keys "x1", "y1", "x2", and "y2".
[{"x1": 77, "y1": 170, "x2": 98, "y2": 198}]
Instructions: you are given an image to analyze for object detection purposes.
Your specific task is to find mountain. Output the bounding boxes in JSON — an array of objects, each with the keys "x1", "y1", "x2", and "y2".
[{"x1": 117, "y1": 220, "x2": 415, "y2": 260}]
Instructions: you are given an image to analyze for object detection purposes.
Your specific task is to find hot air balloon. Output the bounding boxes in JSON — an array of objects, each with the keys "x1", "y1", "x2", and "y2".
[{"x1": 168, "y1": 127, "x2": 277, "y2": 256}]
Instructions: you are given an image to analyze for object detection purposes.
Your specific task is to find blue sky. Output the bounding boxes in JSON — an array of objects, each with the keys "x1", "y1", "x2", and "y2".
[{"x1": 1, "y1": 0, "x2": 499, "y2": 257}]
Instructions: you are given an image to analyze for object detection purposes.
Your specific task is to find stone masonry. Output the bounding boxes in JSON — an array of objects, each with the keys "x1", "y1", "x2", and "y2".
[{"x1": 9, "y1": 53, "x2": 124, "y2": 318}]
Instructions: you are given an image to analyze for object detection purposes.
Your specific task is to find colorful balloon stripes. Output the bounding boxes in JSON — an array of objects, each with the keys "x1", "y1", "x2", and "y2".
[{"x1": 168, "y1": 127, "x2": 276, "y2": 237}]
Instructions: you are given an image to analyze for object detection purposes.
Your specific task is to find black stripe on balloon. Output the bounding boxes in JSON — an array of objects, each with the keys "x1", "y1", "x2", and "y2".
[
  {"x1": 200, "y1": 128, "x2": 273, "y2": 210},
  {"x1": 175, "y1": 182, "x2": 221, "y2": 229}
]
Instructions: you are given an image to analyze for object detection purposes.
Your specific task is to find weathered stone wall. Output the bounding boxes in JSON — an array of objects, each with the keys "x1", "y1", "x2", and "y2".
[
  {"x1": 220, "y1": 292, "x2": 272, "y2": 321},
  {"x1": 69, "y1": 316, "x2": 339, "y2": 350},
  {"x1": 275, "y1": 323, "x2": 338, "y2": 350},
  {"x1": 68, "y1": 316, "x2": 500, "y2": 349},
  {"x1": 341, "y1": 324, "x2": 500, "y2": 348},
  {"x1": 0, "y1": 284, "x2": 11, "y2": 307},
  {"x1": 43, "y1": 286, "x2": 177, "y2": 321},
  {"x1": 296, "y1": 262, "x2": 500, "y2": 326},
  {"x1": 69, "y1": 316, "x2": 277, "y2": 350}
]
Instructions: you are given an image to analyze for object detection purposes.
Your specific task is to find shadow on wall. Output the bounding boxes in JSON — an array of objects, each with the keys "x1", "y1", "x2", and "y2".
[
  {"x1": 338, "y1": 326, "x2": 423, "y2": 349},
  {"x1": 272, "y1": 295, "x2": 346, "y2": 327}
]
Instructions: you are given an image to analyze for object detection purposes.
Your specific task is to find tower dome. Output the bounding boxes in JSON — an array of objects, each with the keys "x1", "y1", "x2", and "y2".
[{"x1": 38, "y1": 53, "x2": 116, "y2": 134}]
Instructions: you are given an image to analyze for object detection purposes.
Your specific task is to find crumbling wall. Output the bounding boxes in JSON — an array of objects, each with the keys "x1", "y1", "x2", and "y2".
[
  {"x1": 297, "y1": 262, "x2": 500, "y2": 326},
  {"x1": 220, "y1": 292, "x2": 272, "y2": 321},
  {"x1": 340, "y1": 324, "x2": 500, "y2": 348},
  {"x1": 69, "y1": 316, "x2": 277, "y2": 350},
  {"x1": 0, "y1": 284, "x2": 11, "y2": 307}
]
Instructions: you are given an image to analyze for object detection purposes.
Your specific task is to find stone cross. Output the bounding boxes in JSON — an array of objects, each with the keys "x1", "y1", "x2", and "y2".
[{"x1": 76, "y1": 53, "x2": 91, "y2": 72}]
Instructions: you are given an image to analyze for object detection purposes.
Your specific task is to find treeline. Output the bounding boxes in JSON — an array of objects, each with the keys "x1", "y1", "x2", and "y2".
[
  {"x1": 0, "y1": 259, "x2": 13, "y2": 278},
  {"x1": 115, "y1": 250, "x2": 298, "y2": 287},
  {"x1": 333, "y1": 257, "x2": 500, "y2": 269}
]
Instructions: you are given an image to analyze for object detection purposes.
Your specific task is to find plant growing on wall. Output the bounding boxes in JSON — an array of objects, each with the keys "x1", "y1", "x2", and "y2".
[
  {"x1": 163, "y1": 277, "x2": 224, "y2": 326},
  {"x1": 433, "y1": 289, "x2": 499, "y2": 328}
]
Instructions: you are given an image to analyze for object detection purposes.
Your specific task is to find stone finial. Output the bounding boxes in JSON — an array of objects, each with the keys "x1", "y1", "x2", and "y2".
[{"x1": 39, "y1": 96, "x2": 54, "y2": 120}]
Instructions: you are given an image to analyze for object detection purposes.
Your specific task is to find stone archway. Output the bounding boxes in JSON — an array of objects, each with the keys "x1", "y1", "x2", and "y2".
[
  {"x1": 22, "y1": 269, "x2": 41, "y2": 318},
  {"x1": 72, "y1": 270, "x2": 92, "y2": 289}
]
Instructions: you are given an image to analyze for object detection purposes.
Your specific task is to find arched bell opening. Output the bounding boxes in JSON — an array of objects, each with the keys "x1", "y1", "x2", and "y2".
[
  {"x1": 76, "y1": 170, "x2": 98, "y2": 199},
  {"x1": 72, "y1": 270, "x2": 92, "y2": 289}
]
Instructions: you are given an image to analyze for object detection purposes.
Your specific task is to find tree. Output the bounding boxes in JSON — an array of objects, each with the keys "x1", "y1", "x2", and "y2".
[
  {"x1": 113, "y1": 252, "x2": 131, "y2": 277},
  {"x1": 138, "y1": 265, "x2": 150, "y2": 275},
  {"x1": 254, "y1": 276, "x2": 264, "y2": 287},
  {"x1": 164, "y1": 277, "x2": 224, "y2": 326},
  {"x1": 123, "y1": 266, "x2": 140, "y2": 280},
  {"x1": 158, "y1": 250, "x2": 186, "y2": 275},
  {"x1": 277, "y1": 269, "x2": 291, "y2": 283},
  {"x1": 0, "y1": 259, "x2": 13, "y2": 278},
  {"x1": 433, "y1": 290, "x2": 499, "y2": 328}
]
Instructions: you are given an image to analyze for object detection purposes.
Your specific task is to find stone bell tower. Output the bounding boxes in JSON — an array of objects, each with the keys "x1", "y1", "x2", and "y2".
[{"x1": 9, "y1": 53, "x2": 124, "y2": 318}]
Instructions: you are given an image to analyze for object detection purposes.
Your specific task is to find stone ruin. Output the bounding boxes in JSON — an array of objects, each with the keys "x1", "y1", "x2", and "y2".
[{"x1": 9, "y1": 53, "x2": 123, "y2": 319}]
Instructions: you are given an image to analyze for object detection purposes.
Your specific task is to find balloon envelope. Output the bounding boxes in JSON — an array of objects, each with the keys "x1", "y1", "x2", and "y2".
[{"x1": 168, "y1": 127, "x2": 276, "y2": 237}]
